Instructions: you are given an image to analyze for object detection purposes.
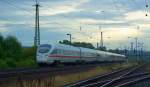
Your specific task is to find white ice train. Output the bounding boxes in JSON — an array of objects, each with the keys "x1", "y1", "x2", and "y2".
[{"x1": 36, "y1": 44, "x2": 126, "y2": 65}]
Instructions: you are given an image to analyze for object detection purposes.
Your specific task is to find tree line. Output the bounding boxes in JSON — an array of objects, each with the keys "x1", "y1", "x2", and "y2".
[
  {"x1": 59, "y1": 40, "x2": 125, "y2": 54},
  {"x1": 0, "y1": 34, "x2": 36, "y2": 69},
  {"x1": 59, "y1": 40, "x2": 107, "y2": 50}
]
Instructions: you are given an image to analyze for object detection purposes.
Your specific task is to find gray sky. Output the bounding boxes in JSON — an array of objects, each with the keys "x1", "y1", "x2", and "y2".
[{"x1": 0, "y1": 0, "x2": 150, "y2": 50}]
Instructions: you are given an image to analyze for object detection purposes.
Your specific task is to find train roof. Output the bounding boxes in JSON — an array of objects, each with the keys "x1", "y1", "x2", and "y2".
[
  {"x1": 42, "y1": 43, "x2": 125, "y2": 57},
  {"x1": 52, "y1": 43, "x2": 79, "y2": 51}
]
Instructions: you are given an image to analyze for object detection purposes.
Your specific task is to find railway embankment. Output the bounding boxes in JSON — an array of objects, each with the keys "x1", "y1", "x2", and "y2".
[{"x1": 0, "y1": 63, "x2": 132, "y2": 87}]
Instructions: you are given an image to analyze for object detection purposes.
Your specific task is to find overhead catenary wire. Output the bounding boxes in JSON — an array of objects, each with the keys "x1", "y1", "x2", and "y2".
[
  {"x1": 111, "y1": 0, "x2": 120, "y2": 11},
  {"x1": 130, "y1": 0, "x2": 149, "y2": 16},
  {"x1": 0, "y1": 0, "x2": 32, "y2": 15},
  {"x1": 0, "y1": 0, "x2": 34, "y2": 27},
  {"x1": 111, "y1": 0, "x2": 129, "y2": 13},
  {"x1": 35, "y1": 15, "x2": 94, "y2": 40},
  {"x1": 1, "y1": 0, "x2": 147, "y2": 44},
  {"x1": 38, "y1": 0, "x2": 96, "y2": 39},
  {"x1": 145, "y1": 0, "x2": 149, "y2": 16},
  {"x1": 130, "y1": 0, "x2": 145, "y2": 10}
]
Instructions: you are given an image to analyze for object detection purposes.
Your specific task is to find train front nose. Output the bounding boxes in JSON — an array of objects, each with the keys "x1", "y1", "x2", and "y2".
[
  {"x1": 36, "y1": 44, "x2": 51, "y2": 63},
  {"x1": 37, "y1": 53, "x2": 48, "y2": 62}
]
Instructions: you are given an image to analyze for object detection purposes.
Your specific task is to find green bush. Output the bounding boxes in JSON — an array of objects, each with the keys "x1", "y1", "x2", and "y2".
[
  {"x1": 0, "y1": 45, "x2": 4, "y2": 58},
  {"x1": 16, "y1": 57, "x2": 37, "y2": 67},
  {"x1": 0, "y1": 59, "x2": 9, "y2": 69},
  {"x1": 0, "y1": 34, "x2": 37, "y2": 69},
  {"x1": 22, "y1": 47, "x2": 36, "y2": 59},
  {"x1": 4, "y1": 36, "x2": 22, "y2": 59},
  {"x1": 5, "y1": 58, "x2": 17, "y2": 68}
]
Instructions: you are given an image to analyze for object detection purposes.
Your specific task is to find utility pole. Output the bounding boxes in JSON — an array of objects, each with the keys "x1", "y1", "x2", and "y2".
[
  {"x1": 34, "y1": 0, "x2": 40, "y2": 47},
  {"x1": 139, "y1": 43, "x2": 144, "y2": 62},
  {"x1": 124, "y1": 46, "x2": 127, "y2": 57},
  {"x1": 138, "y1": 43, "x2": 141, "y2": 59},
  {"x1": 101, "y1": 32, "x2": 103, "y2": 47},
  {"x1": 129, "y1": 42, "x2": 134, "y2": 58},
  {"x1": 140, "y1": 44, "x2": 143, "y2": 62},
  {"x1": 130, "y1": 42, "x2": 134, "y2": 52},
  {"x1": 135, "y1": 37, "x2": 138, "y2": 62},
  {"x1": 80, "y1": 26, "x2": 82, "y2": 31},
  {"x1": 99, "y1": 26, "x2": 103, "y2": 48},
  {"x1": 97, "y1": 43, "x2": 99, "y2": 49}
]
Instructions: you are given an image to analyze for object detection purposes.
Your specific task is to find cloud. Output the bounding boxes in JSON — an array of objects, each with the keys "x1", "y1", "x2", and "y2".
[
  {"x1": 77, "y1": 18, "x2": 125, "y2": 25},
  {"x1": 125, "y1": 11, "x2": 149, "y2": 21},
  {"x1": 1, "y1": 0, "x2": 150, "y2": 50},
  {"x1": 0, "y1": 27, "x2": 9, "y2": 33},
  {"x1": 40, "y1": 0, "x2": 90, "y2": 16},
  {"x1": 40, "y1": 5, "x2": 81, "y2": 16}
]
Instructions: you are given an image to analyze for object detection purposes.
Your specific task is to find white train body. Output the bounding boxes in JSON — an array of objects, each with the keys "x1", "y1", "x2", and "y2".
[{"x1": 36, "y1": 44, "x2": 126, "y2": 64}]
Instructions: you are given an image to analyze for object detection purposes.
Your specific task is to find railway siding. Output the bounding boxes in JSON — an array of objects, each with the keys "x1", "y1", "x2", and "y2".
[{"x1": 65, "y1": 64, "x2": 150, "y2": 87}]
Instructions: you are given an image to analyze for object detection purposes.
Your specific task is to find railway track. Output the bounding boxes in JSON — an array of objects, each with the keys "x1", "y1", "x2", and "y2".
[
  {"x1": 65, "y1": 64, "x2": 146, "y2": 87},
  {"x1": 1, "y1": 63, "x2": 131, "y2": 87},
  {"x1": 81, "y1": 72, "x2": 150, "y2": 87},
  {"x1": 116, "y1": 74, "x2": 150, "y2": 87},
  {"x1": 102, "y1": 72, "x2": 150, "y2": 87},
  {"x1": 1, "y1": 64, "x2": 148, "y2": 87},
  {"x1": 0, "y1": 64, "x2": 100, "y2": 81}
]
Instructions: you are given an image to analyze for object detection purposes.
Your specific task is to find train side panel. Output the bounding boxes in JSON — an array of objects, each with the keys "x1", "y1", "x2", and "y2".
[
  {"x1": 48, "y1": 44, "x2": 81, "y2": 63},
  {"x1": 36, "y1": 44, "x2": 126, "y2": 65}
]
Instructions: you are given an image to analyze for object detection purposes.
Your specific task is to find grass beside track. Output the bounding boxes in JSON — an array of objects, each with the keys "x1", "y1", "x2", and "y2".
[
  {"x1": 53, "y1": 63, "x2": 132, "y2": 87},
  {"x1": 0, "y1": 63, "x2": 133, "y2": 87},
  {"x1": 142, "y1": 63, "x2": 150, "y2": 72}
]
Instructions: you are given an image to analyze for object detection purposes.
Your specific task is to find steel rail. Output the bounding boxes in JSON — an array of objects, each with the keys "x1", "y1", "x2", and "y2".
[
  {"x1": 100, "y1": 64, "x2": 144, "y2": 87},
  {"x1": 64, "y1": 65, "x2": 137, "y2": 87},
  {"x1": 116, "y1": 75, "x2": 150, "y2": 87},
  {"x1": 81, "y1": 72, "x2": 150, "y2": 87}
]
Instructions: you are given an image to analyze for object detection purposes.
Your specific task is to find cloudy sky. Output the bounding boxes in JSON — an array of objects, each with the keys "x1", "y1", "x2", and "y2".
[{"x1": 0, "y1": 0, "x2": 150, "y2": 50}]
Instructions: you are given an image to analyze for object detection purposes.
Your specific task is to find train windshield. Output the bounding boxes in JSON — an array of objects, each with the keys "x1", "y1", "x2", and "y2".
[{"x1": 38, "y1": 44, "x2": 51, "y2": 53}]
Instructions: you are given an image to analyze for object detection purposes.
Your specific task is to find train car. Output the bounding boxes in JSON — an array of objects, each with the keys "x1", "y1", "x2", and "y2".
[
  {"x1": 36, "y1": 43, "x2": 126, "y2": 65},
  {"x1": 37, "y1": 44, "x2": 80, "y2": 65},
  {"x1": 80, "y1": 47, "x2": 98, "y2": 62}
]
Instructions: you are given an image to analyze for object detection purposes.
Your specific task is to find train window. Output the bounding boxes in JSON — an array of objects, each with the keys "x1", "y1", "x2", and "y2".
[
  {"x1": 62, "y1": 50, "x2": 79, "y2": 56},
  {"x1": 39, "y1": 48, "x2": 49, "y2": 53},
  {"x1": 63, "y1": 50, "x2": 72, "y2": 56},
  {"x1": 51, "y1": 49, "x2": 58, "y2": 54},
  {"x1": 39, "y1": 44, "x2": 51, "y2": 53},
  {"x1": 72, "y1": 51, "x2": 80, "y2": 56},
  {"x1": 97, "y1": 54, "x2": 100, "y2": 56},
  {"x1": 51, "y1": 49, "x2": 63, "y2": 55},
  {"x1": 59, "y1": 49, "x2": 63, "y2": 55},
  {"x1": 82, "y1": 52, "x2": 93, "y2": 57}
]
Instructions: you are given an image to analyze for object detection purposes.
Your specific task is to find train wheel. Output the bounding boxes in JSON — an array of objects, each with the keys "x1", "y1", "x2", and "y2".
[
  {"x1": 52, "y1": 60, "x2": 64, "y2": 67},
  {"x1": 38, "y1": 63, "x2": 47, "y2": 67}
]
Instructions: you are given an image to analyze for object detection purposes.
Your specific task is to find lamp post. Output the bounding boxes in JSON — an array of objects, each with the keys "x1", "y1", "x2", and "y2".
[{"x1": 66, "y1": 33, "x2": 72, "y2": 44}]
